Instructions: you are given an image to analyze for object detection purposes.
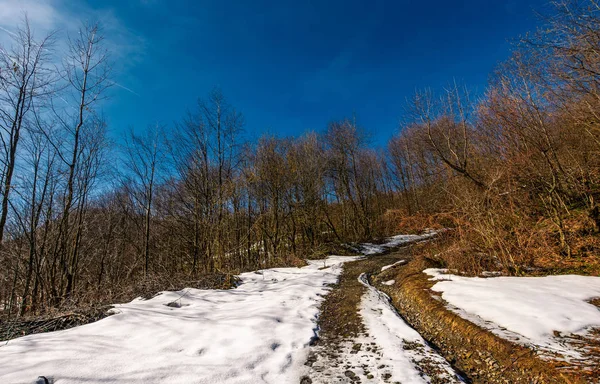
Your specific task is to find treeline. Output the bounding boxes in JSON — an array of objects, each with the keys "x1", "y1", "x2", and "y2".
[
  {"x1": 0, "y1": 20, "x2": 394, "y2": 316},
  {"x1": 2, "y1": 0, "x2": 600, "y2": 317}
]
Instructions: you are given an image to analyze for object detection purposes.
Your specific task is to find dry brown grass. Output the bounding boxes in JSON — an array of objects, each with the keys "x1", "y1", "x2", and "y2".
[
  {"x1": 385, "y1": 208, "x2": 600, "y2": 277},
  {"x1": 383, "y1": 210, "x2": 458, "y2": 235}
]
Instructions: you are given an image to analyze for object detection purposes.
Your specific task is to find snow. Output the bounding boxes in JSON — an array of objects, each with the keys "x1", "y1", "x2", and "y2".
[
  {"x1": 357, "y1": 274, "x2": 459, "y2": 383},
  {"x1": 382, "y1": 280, "x2": 395, "y2": 286},
  {"x1": 425, "y1": 269, "x2": 600, "y2": 358},
  {"x1": 360, "y1": 230, "x2": 438, "y2": 255},
  {"x1": 381, "y1": 259, "x2": 406, "y2": 271},
  {"x1": 0, "y1": 256, "x2": 360, "y2": 384}
]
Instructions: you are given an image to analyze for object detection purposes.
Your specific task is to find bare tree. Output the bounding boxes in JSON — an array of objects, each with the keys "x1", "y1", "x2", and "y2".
[
  {"x1": 10, "y1": 127, "x2": 58, "y2": 315},
  {"x1": 51, "y1": 22, "x2": 110, "y2": 301},
  {"x1": 122, "y1": 125, "x2": 165, "y2": 277},
  {"x1": 0, "y1": 17, "x2": 56, "y2": 245},
  {"x1": 410, "y1": 85, "x2": 487, "y2": 191}
]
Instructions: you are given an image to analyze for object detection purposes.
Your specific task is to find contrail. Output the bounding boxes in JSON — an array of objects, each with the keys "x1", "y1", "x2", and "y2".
[
  {"x1": 110, "y1": 80, "x2": 140, "y2": 97},
  {"x1": 0, "y1": 25, "x2": 17, "y2": 38},
  {"x1": 87, "y1": 70, "x2": 141, "y2": 97}
]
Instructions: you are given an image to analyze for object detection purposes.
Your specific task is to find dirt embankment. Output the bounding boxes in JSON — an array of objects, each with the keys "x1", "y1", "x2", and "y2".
[{"x1": 375, "y1": 254, "x2": 594, "y2": 383}]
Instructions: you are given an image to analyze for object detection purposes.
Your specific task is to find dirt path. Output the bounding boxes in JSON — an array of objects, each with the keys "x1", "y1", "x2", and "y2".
[{"x1": 303, "y1": 247, "x2": 463, "y2": 384}]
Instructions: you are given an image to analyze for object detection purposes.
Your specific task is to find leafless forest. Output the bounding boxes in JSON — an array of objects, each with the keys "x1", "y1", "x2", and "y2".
[{"x1": 1, "y1": 0, "x2": 600, "y2": 318}]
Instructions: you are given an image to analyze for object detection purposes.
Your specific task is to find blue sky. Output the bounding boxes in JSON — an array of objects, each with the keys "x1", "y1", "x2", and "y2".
[{"x1": 1, "y1": 0, "x2": 551, "y2": 146}]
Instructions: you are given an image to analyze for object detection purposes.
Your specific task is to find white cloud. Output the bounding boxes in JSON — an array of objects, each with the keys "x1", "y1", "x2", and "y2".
[
  {"x1": 0, "y1": 0, "x2": 145, "y2": 70},
  {"x1": 0, "y1": 0, "x2": 60, "y2": 31}
]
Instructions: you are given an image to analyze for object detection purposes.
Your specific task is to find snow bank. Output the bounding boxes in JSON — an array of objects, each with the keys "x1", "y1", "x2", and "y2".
[
  {"x1": 0, "y1": 256, "x2": 360, "y2": 384},
  {"x1": 425, "y1": 269, "x2": 600, "y2": 358}
]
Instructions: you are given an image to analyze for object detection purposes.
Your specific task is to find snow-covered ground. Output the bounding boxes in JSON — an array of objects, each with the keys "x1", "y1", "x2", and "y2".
[
  {"x1": 0, "y1": 256, "x2": 361, "y2": 384},
  {"x1": 426, "y1": 269, "x2": 600, "y2": 359},
  {"x1": 0, "y1": 232, "x2": 443, "y2": 384}
]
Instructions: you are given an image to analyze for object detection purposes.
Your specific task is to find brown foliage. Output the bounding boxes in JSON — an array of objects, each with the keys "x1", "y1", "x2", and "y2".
[{"x1": 386, "y1": 1, "x2": 600, "y2": 276}]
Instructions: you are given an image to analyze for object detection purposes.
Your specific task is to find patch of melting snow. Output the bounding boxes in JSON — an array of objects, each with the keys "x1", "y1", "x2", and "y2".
[
  {"x1": 360, "y1": 230, "x2": 440, "y2": 256},
  {"x1": 481, "y1": 271, "x2": 503, "y2": 277},
  {"x1": 381, "y1": 260, "x2": 406, "y2": 272},
  {"x1": 425, "y1": 268, "x2": 600, "y2": 360}
]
